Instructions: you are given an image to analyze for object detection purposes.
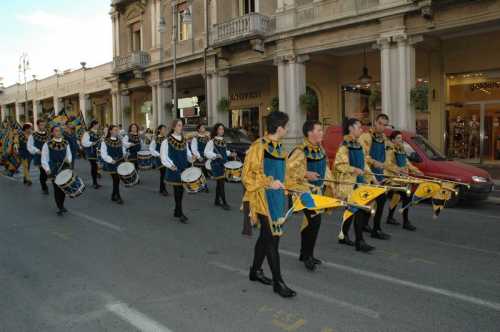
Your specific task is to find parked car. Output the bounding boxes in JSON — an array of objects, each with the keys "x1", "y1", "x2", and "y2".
[
  {"x1": 323, "y1": 126, "x2": 494, "y2": 206},
  {"x1": 184, "y1": 126, "x2": 252, "y2": 162}
]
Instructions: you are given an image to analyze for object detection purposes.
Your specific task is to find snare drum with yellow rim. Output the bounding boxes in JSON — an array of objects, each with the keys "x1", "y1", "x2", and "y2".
[
  {"x1": 181, "y1": 167, "x2": 207, "y2": 193},
  {"x1": 224, "y1": 160, "x2": 243, "y2": 182}
]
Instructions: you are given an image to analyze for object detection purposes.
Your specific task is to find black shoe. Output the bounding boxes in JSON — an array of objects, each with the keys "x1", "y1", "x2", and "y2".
[
  {"x1": 273, "y1": 280, "x2": 296, "y2": 298},
  {"x1": 362, "y1": 225, "x2": 372, "y2": 233},
  {"x1": 355, "y1": 240, "x2": 375, "y2": 253},
  {"x1": 93, "y1": 184, "x2": 102, "y2": 189},
  {"x1": 249, "y1": 268, "x2": 272, "y2": 285},
  {"x1": 97, "y1": 173, "x2": 102, "y2": 179},
  {"x1": 403, "y1": 220, "x2": 417, "y2": 231},
  {"x1": 371, "y1": 230, "x2": 391, "y2": 240},
  {"x1": 214, "y1": 201, "x2": 222, "y2": 207},
  {"x1": 178, "y1": 215, "x2": 188, "y2": 224},
  {"x1": 111, "y1": 196, "x2": 118, "y2": 202},
  {"x1": 221, "y1": 203, "x2": 231, "y2": 211},
  {"x1": 116, "y1": 198, "x2": 124, "y2": 205},
  {"x1": 56, "y1": 210, "x2": 64, "y2": 216},
  {"x1": 60, "y1": 208, "x2": 68, "y2": 213},
  {"x1": 386, "y1": 217, "x2": 400, "y2": 225},
  {"x1": 338, "y1": 237, "x2": 355, "y2": 246},
  {"x1": 160, "y1": 190, "x2": 169, "y2": 196},
  {"x1": 299, "y1": 254, "x2": 322, "y2": 265},
  {"x1": 204, "y1": 187, "x2": 210, "y2": 193},
  {"x1": 303, "y1": 257, "x2": 317, "y2": 271},
  {"x1": 42, "y1": 188, "x2": 49, "y2": 195}
]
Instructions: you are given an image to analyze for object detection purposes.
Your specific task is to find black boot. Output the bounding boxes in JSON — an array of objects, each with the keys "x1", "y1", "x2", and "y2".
[
  {"x1": 273, "y1": 280, "x2": 296, "y2": 298},
  {"x1": 338, "y1": 236, "x2": 354, "y2": 246},
  {"x1": 303, "y1": 257, "x2": 317, "y2": 271},
  {"x1": 249, "y1": 267, "x2": 272, "y2": 285},
  {"x1": 362, "y1": 224, "x2": 372, "y2": 233},
  {"x1": 403, "y1": 220, "x2": 416, "y2": 231},
  {"x1": 355, "y1": 240, "x2": 375, "y2": 253},
  {"x1": 386, "y1": 208, "x2": 400, "y2": 225},
  {"x1": 299, "y1": 254, "x2": 322, "y2": 265},
  {"x1": 371, "y1": 229, "x2": 391, "y2": 240}
]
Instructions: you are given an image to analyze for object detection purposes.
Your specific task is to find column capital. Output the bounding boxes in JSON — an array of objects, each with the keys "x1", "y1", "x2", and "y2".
[{"x1": 375, "y1": 36, "x2": 392, "y2": 50}]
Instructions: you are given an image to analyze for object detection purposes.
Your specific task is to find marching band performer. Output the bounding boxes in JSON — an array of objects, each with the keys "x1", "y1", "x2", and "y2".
[
  {"x1": 190, "y1": 123, "x2": 210, "y2": 192},
  {"x1": 204, "y1": 123, "x2": 236, "y2": 210},
  {"x1": 160, "y1": 119, "x2": 193, "y2": 223},
  {"x1": 19, "y1": 123, "x2": 33, "y2": 185},
  {"x1": 243, "y1": 111, "x2": 296, "y2": 298},
  {"x1": 385, "y1": 130, "x2": 423, "y2": 231},
  {"x1": 63, "y1": 124, "x2": 79, "y2": 169},
  {"x1": 81, "y1": 120, "x2": 102, "y2": 189},
  {"x1": 334, "y1": 118, "x2": 377, "y2": 253},
  {"x1": 28, "y1": 119, "x2": 50, "y2": 195},
  {"x1": 150, "y1": 125, "x2": 169, "y2": 196},
  {"x1": 41, "y1": 126, "x2": 72, "y2": 216},
  {"x1": 100, "y1": 125, "x2": 126, "y2": 204},
  {"x1": 359, "y1": 114, "x2": 391, "y2": 240},
  {"x1": 123, "y1": 123, "x2": 142, "y2": 168},
  {"x1": 286, "y1": 120, "x2": 335, "y2": 271}
]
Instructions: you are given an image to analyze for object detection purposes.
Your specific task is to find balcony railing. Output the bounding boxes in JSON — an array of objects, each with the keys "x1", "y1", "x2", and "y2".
[
  {"x1": 112, "y1": 51, "x2": 151, "y2": 74},
  {"x1": 210, "y1": 13, "x2": 273, "y2": 46}
]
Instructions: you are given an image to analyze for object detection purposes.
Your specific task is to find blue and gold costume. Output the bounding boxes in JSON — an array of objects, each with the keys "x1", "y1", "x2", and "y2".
[
  {"x1": 210, "y1": 138, "x2": 228, "y2": 180},
  {"x1": 47, "y1": 139, "x2": 69, "y2": 175},
  {"x1": 165, "y1": 134, "x2": 190, "y2": 185},
  {"x1": 359, "y1": 129, "x2": 387, "y2": 181},
  {"x1": 31, "y1": 131, "x2": 49, "y2": 166},
  {"x1": 153, "y1": 135, "x2": 167, "y2": 168},
  {"x1": 18, "y1": 133, "x2": 31, "y2": 161},
  {"x1": 126, "y1": 133, "x2": 141, "y2": 162},
  {"x1": 102, "y1": 137, "x2": 124, "y2": 173},
  {"x1": 84, "y1": 131, "x2": 101, "y2": 160}
]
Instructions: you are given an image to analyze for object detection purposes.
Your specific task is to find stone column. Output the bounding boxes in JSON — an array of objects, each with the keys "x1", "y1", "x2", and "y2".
[
  {"x1": 53, "y1": 96, "x2": 62, "y2": 115},
  {"x1": 79, "y1": 93, "x2": 90, "y2": 123},
  {"x1": 33, "y1": 100, "x2": 40, "y2": 130},
  {"x1": 378, "y1": 37, "x2": 393, "y2": 122},
  {"x1": 158, "y1": 82, "x2": 173, "y2": 125},
  {"x1": 119, "y1": 94, "x2": 130, "y2": 128},
  {"x1": 0, "y1": 105, "x2": 6, "y2": 122},
  {"x1": 151, "y1": 84, "x2": 159, "y2": 129},
  {"x1": 111, "y1": 10, "x2": 120, "y2": 57},
  {"x1": 275, "y1": 55, "x2": 308, "y2": 147},
  {"x1": 112, "y1": 92, "x2": 119, "y2": 125},
  {"x1": 15, "y1": 102, "x2": 23, "y2": 123},
  {"x1": 207, "y1": 71, "x2": 229, "y2": 126}
]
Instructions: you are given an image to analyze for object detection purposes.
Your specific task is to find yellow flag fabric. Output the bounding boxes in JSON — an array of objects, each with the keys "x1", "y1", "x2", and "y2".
[
  {"x1": 342, "y1": 185, "x2": 386, "y2": 222},
  {"x1": 293, "y1": 194, "x2": 345, "y2": 212},
  {"x1": 414, "y1": 181, "x2": 441, "y2": 200}
]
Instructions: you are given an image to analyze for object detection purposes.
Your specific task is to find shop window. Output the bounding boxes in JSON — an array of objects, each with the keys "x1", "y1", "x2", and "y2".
[
  {"x1": 342, "y1": 84, "x2": 372, "y2": 125},
  {"x1": 230, "y1": 108, "x2": 259, "y2": 141},
  {"x1": 178, "y1": 2, "x2": 192, "y2": 41},
  {"x1": 238, "y1": 0, "x2": 256, "y2": 15}
]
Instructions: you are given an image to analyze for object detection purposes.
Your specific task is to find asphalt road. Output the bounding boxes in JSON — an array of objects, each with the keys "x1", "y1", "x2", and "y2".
[{"x1": 1, "y1": 160, "x2": 500, "y2": 332}]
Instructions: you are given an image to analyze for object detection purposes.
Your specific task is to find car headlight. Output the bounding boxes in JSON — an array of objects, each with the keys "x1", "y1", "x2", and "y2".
[{"x1": 472, "y1": 176, "x2": 488, "y2": 183}]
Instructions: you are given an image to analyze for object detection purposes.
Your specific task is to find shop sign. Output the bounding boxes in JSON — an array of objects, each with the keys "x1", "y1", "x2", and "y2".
[
  {"x1": 470, "y1": 82, "x2": 500, "y2": 92},
  {"x1": 230, "y1": 91, "x2": 262, "y2": 102}
]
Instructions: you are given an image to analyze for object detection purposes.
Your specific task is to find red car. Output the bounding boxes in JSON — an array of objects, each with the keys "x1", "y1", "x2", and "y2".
[{"x1": 323, "y1": 126, "x2": 494, "y2": 206}]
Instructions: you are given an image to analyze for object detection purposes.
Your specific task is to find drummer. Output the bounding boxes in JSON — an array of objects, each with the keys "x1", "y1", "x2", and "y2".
[
  {"x1": 190, "y1": 123, "x2": 210, "y2": 192},
  {"x1": 123, "y1": 123, "x2": 142, "y2": 168},
  {"x1": 149, "y1": 125, "x2": 169, "y2": 196},
  {"x1": 333, "y1": 118, "x2": 377, "y2": 253},
  {"x1": 385, "y1": 130, "x2": 423, "y2": 231},
  {"x1": 41, "y1": 126, "x2": 72, "y2": 216},
  {"x1": 160, "y1": 119, "x2": 193, "y2": 223},
  {"x1": 81, "y1": 120, "x2": 102, "y2": 189},
  {"x1": 100, "y1": 125, "x2": 126, "y2": 204},
  {"x1": 287, "y1": 120, "x2": 335, "y2": 271},
  {"x1": 19, "y1": 123, "x2": 33, "y2": 186},
  {"x1": 204, "y1": 123, "x2": 237, "y2": 211},
  {"x1": 28, "y1": 119, "x2": 50, "y2": 195}
]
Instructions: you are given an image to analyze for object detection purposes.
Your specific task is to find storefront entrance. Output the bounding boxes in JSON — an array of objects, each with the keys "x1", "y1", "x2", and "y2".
[{"x1": 230, "y1": 107, "x2": 259, "y2": 141}]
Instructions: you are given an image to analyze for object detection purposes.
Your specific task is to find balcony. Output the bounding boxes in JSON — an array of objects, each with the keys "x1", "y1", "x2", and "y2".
[
  {"x1": 112, "y1": 51, "x2": 151, "y2": 74},
  {"x1": 210, "y1": 13, "x2": 273, "y2": 47}
]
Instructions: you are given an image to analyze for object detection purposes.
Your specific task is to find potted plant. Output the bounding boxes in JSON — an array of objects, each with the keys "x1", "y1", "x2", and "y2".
[
  {"x1": 410, "y1": 83, "x2": 429, "y2": 112},
  {"x1": 123, "y1": 106, "x2": 132, "y2": 115},
  {"x1": 270, "y1": 96, "x2": 279, "y2": 112},
  {"x1": 299, "y1": 92, "x2": 318, "y2": 113},
  {"x1": 217, "y1": 97, "x2": 230, "y2": 113}
]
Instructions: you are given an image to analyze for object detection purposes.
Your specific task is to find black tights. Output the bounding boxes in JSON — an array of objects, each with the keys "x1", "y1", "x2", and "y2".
[
  {"x1": 388, "y1": 193, "x2": 412, "y2": 222},
  {"x1": 111, "y1": 173, "x2": 120, "y2": 199},
  {"x1": 300, "y1": 211, "x2": 322, "y2": 259},
  {"x1": 159, "y1": 168, "x2": 167, "y2": 193},
  {"x1": 173, "y1": 185, "x2": 184, "y2": 217},
  {"x1": 39, "y1": 166, "x2": 48, "y2": 191},
  {"x1": 341, "y1": 210, "x2": 370, "y2": 243},
  {"x1": 53, "y1": 181, "x2": 65, "y2": 210},
  {"x1": 370, "y1": 195, "x2": 387, "y2": 231},
  {"x1": 252, "y1": 215, "x2": 282, "y2": 282},
  {"x1": 89, "y1": 160, "x2": 98, "y2": 185},
  {"x1": 215, "y1": 179, "x2": 227, "y2": 204}
]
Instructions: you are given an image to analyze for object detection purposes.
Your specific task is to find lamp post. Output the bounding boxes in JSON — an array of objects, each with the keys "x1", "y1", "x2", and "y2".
[{"x1": 18, "y1": 53, "x2": 30, "y2": 123}]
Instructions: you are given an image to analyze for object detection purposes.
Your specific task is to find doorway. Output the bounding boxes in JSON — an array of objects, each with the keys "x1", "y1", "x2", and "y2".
[{"x1": 230, "y1": 107, "x2": 259, "y2": 141}]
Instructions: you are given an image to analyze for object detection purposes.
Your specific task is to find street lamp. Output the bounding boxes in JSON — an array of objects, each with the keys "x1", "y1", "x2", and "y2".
[{"x1": 18, "y1": 53, "x2": 30, "y2": 123}]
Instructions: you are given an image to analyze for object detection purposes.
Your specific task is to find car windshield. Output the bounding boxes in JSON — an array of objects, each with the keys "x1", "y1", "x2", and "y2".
[
  {"x1": 224, "y1": 130, "x2": 252, "y2": 144},
  {"x1": 411, "y1": 135, "x2": 447, "y2": 161}
]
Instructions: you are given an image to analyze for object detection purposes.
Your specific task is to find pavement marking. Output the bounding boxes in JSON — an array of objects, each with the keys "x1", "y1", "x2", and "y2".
[
  {"x1": 106, "y1": 302, "x2": 173, "y2": 332},
  {"x1": 280, "y1": 249, "x2": 500, "y2": 312},
  {"x1": 408, "y1": 257, "x2": 437, "y2": 265},
  {"x1": 69, "y1": 210, "x2": 123, "y2": 232},
  {"x1": 209, "y1": 261, "x2": 380, "y2": 319}
]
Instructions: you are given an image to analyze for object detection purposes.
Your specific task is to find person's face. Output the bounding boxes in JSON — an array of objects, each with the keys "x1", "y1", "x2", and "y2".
[
  {"x1": 472, "y1": 115, "x2": 477, "y2": 121},
  {"x1": 217, "y1": 125, "x2": 224, "y2": 137},
  {"x1": 308, "y1": 124, "x2": 323, "y2": 144},
  {"x1": 174, "y1": 121, "x2": 183, "y2": 134},
  {"x1": 93, "y1": 123, "x2": 99, "y2": 130},
  {"x1": 374, "y1": 117, "x2": 388, "y2": 134},
  {"x1": 53, "y1": 127, "x2": 62, "y2": 138},
  {"x1": 350, "y1": 121, "x2": 362, "y2": 138},
  {"x1": 160, "y1": 127, "x2": 167, "y2": 136},
  {"x1": 110, "y1": 127, "x2": 120, "y2": 137},
  {"x1": 38, "y1": 122, "x2": 46, "y2": 130},
  {"x1": 275, "y1": 123, "x2": 289, "y2": 139},
  {"x1": 24, "y1": 128, "x2": 32, "y2": 136},
  {"x1": 131, "y1": 125, "x2": 138, "y2": 133},
  {"x1": 393, "y1": 134, "x2": 403, "y2": 145},
  {"x1": 198, "y1": 126, "x2": 206, "y2": 134}
]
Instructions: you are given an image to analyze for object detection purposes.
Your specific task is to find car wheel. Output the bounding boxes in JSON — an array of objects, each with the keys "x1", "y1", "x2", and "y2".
[{"x1": 445, "y1": 194, "x2": 460, "y2": 208}]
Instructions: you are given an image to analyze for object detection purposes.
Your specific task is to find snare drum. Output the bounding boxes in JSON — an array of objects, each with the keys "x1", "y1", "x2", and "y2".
[
  {"x1": 181, "y1": 167, "x2": 207, "y2": 194},
  {"x1": 224, "y1": 160, "x2": 243, "y2": 182},
  {"x1": 137, "y1": 151, "x2": 153, "y2": 171},
  {"x1": 55, "y1": 169, "x2": 86, "y2": 198},
  {"x1": 117, "y1": 162, "x2": 139, "y2": 187}
]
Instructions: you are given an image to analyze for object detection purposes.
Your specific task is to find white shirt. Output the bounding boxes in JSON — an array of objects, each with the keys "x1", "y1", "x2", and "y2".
[
  {"x1": 100, "y1": 137, "x2": 126, "y2": 164},
  {"x1": 27, "y1": 132, "x2": 47, "y2": 155},
  {"x1": 41, "y1": 138, "x2": 72, "y2": 174},
  {"x1": 204, "y1": 136, "x2": 231, "y2": 160},
  {"x1": 149, "y1": 138, "x2": 161, "y2": 157},
  {"x1": 122, "y1": 134, "x2": 141, "y2": 149},
  {"x1": 81, "y1": 131, "x2": 99, "y2": 148},
  {"x1": 160, "y1": 133, "x2": 193, "y2": 169},
  {"x1": 190, "y1": 134, "x2": 210, "y2": 160}
]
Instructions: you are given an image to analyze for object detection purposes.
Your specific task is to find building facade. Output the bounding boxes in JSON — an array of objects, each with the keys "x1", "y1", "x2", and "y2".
[{"x1": 1, "y1": 0, "x2": 500, "y2": 161}]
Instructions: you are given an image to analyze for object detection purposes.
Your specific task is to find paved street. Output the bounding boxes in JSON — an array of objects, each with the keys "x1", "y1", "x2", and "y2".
[{"x1": 1, "y1": 161, "x2": 500, "y2": 332}]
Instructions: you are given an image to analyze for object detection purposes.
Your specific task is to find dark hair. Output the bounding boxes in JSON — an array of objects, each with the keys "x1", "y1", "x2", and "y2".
[
  {"x1": 266, "y1": 111, "x2": 289, "y2": 134},
  {"x1": 89, "y1": 120, "x2": 99, "y2": 130},
  {"x1": 36, "y1": 119, "x2": 45, "y2": 126},
  {"x1": 169, "y1": 119, "x2": 183, "y2": 135},
  {"x1": 389, "y1": 130, "x2": 402, "y2": 141},
  {"x1": 342, "y1": 117, "x2": 361, "y2": 135},
  {"x1": 128, "y1": 123, "x2": 139, "y2": 133},
  {"x1": 50, "y1": 126, "x2": 60, "y2": 134},
  {"x1": 106, "y1": 125, "x2": 118, "y2": 138},
  {"x1": 22, "y1": 123, "x2": 32, "y2": 131},
  {"x1": 376, "y1": 113, "x2": 389, "y2": 122},
  {"x1": 196, "y1": 123, "x2": 205, "y2": 131},
  {"x1": 211, "y1": 123, "x2": 225, "y2": 138},
  {"x1": 302, "y1": 120, "x2": 321, "y2": 137},
  {"x1": 156, "y1": 124, "x2": 166, "y2": 136}
]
